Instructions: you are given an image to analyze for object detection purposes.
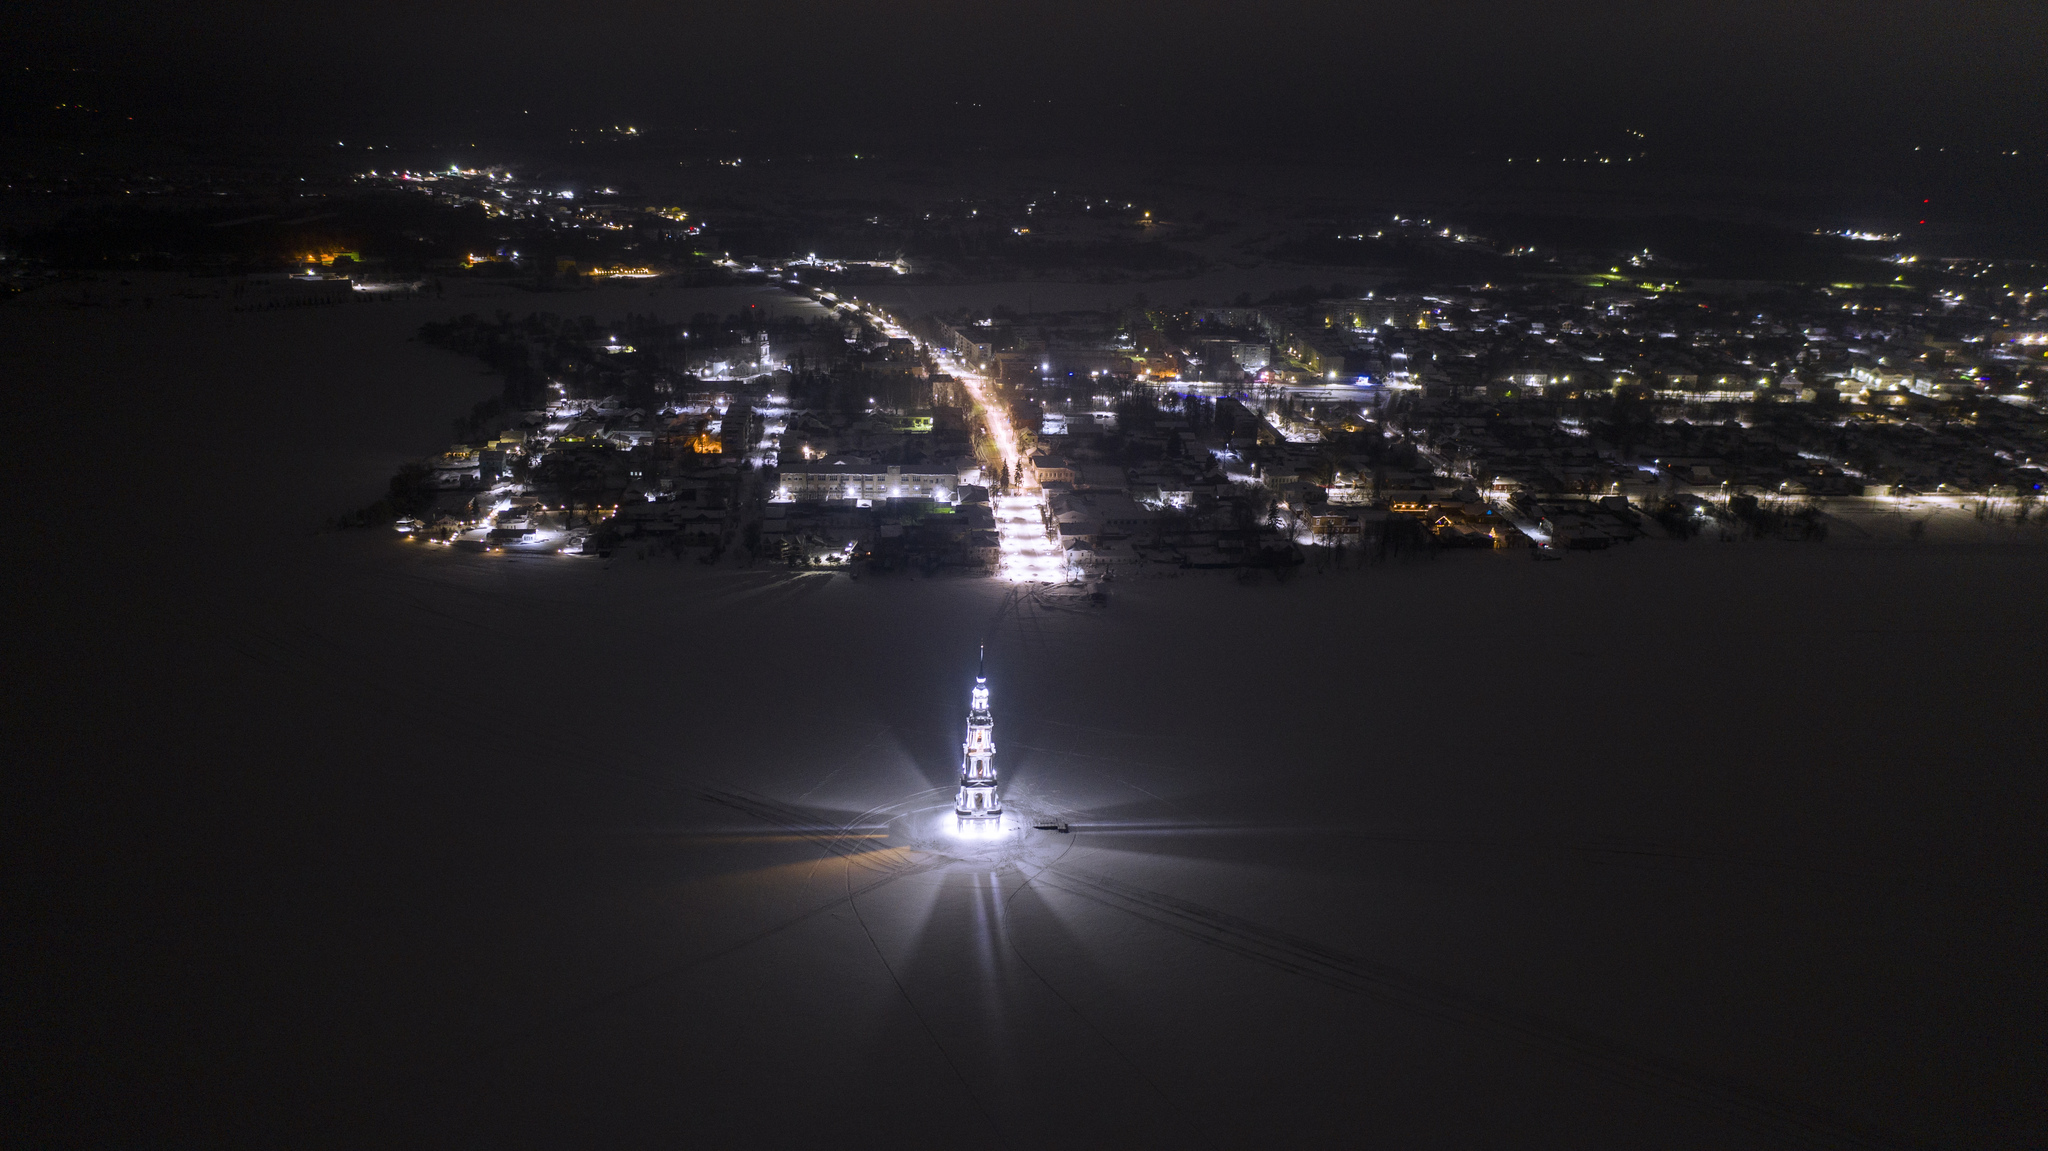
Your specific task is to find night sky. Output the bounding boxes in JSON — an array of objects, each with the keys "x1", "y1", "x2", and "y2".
[{"x1": 7, "y1": 0, "x2": 2045, "y2": 157}]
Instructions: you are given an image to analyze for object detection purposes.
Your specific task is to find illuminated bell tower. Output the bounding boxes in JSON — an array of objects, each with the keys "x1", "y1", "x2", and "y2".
[{"x1": 956, "y1": 646, "x2": 1001, "y2": 817}]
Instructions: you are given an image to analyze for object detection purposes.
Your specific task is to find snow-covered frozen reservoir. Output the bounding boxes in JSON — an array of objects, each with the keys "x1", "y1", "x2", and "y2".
[{"x1": 7, "y1": 276, "x2": 2044, "y2": 1148}]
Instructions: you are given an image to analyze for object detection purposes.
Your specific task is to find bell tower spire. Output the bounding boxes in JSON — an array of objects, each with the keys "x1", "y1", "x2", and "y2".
[{"x1": 956, "y1": 646, "x2": 1000, "y2": 817}]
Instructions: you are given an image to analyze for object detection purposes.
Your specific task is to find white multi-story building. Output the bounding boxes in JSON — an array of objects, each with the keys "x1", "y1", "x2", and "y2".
[{"x1": 775, "y1": 458, "x2": 956, "y2": 503}]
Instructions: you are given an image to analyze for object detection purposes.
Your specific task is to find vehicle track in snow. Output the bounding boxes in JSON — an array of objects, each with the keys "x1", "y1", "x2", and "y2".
[
  {"x1": 1034, "y1": 864, "x2": 1906, "y2": 1151},
  {"x1": 475, "y1": 784, "x2": 948, "y2": 1058}
]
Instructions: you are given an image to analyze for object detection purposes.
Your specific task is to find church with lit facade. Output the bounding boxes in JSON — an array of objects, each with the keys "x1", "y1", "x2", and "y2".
[{"x1": 956, "y1": 648, "x2": 1001, "y2": 817}]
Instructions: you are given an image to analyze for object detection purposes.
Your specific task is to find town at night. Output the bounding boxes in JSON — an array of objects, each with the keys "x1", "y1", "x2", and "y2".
[{"x1": 6, "y1": 2, "x2": 2046, "y2": 1147}]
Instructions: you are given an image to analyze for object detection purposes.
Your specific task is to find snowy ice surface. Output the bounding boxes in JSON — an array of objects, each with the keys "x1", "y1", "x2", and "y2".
[{"x1": 7, "y1": 277, "x2": 2046, "y2": 1149}]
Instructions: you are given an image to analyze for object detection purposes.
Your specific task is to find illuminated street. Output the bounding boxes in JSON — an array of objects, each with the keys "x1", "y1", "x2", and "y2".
[{"x1": 959, "y1": 373, "x2": 1066, "y2": 582}]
